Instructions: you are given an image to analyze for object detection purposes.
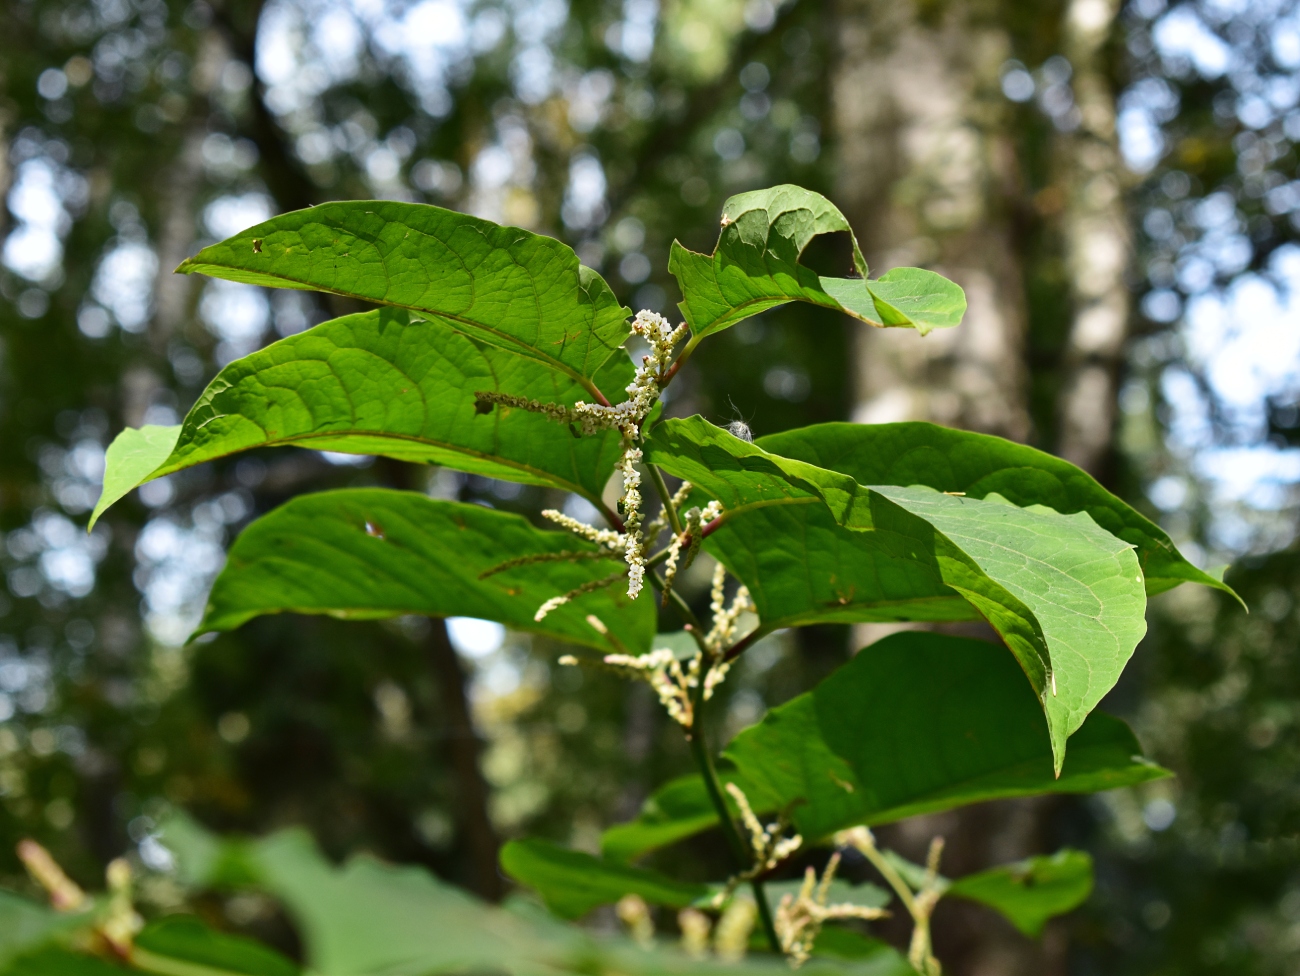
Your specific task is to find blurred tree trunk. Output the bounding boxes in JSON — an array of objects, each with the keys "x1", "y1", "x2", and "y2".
[
  {"x1": 832, "y1": 0, "x2": 1130, "y2": 972},
  {"x1": 833, "y1": 0, "x2": 1030, "y2": 443},
  {"x1": 1056, "y1": 0, "x2": 1131, "y2": 478}
]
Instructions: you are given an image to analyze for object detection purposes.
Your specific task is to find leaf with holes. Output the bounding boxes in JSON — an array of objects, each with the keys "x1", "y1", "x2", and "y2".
[
  {"x1": 177, "y1": 200, "x2": 631, "y2": 391},
  {"x1": 198, "y1": 490, "x2": 654, "y2": 654},
  {"x1": 89, "y1": 308, "x2": 632, "y2": 528},
  {"x1": 669, "y1": 185, "x2": 965, "y2": 340}
]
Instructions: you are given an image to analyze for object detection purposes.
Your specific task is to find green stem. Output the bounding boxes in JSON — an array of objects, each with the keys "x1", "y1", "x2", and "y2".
[
  {"x1": 750, "y1": 878, "x2": 781, "y2": 954},
  {"x1": 646, "y1": 462, "x2": 683, "y2": 535},
  {"x1": 686, "y1": 678, "x2": 782, "y2": 954},
  {"x1": 647, "y1": 569, "x2": 710, "y2": 653}
]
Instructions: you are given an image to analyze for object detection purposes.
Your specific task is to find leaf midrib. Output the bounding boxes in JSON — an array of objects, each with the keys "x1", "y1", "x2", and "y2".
[
  {"x1": 161, "y1": 427, "x2": 602, "y2": 503},
  {"x1": 179, "y1": 260, "x2": 615, "y2": 398}
]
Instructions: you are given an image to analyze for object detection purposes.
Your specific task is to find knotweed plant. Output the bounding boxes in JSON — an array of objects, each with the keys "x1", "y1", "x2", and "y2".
[{"x1": 5, "y1": 186, "x2": 1237, "y2": 976}]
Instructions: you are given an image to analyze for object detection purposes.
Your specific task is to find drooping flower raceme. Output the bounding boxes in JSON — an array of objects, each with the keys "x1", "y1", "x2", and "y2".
[{"x1": 475, "y1": 310, "x2": 685, "y2": 605}]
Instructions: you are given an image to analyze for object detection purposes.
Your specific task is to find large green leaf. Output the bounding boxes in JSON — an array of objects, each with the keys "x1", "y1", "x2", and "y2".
[
  {"x1": 199, "y1": 490, "x2": 654, "y2": 654},
  {"x1": 669, "y1": 186, "x2": 964, "y2": 339},
  {"x1": 499, "y1": 839, "x2": 710, "y2": 919},
  {"x1": 177, "y1": 200, "x2": 631, "y2": 389},
  {"x1": 133, "y1": 916, "x2": 299, "y2": 975},
  {"x1": 945, "y1": 850, "x2": 1093, "y2": 938},
  {"x1": 89, "y1": 308, "x2": 631, "y2": 528},
  {"x1": 757, "y1": 421, "x2": 1231, "y2": 599},
  {"x1": 646, "y1": 416, "x2": 1148, "y2": 767},
  {"x1": 157, "y1": 821, "x2": 908, "y2": 976},
  {"x1": 602, "y1": 633, "x2": 1166, "y2": 861}
]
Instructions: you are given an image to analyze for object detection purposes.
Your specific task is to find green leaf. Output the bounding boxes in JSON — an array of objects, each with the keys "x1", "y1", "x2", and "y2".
[
  {"x1": 760, "y1": 879, "x2": 890, "y2": 913},
  {"x1": 945, "y1": 850, "x2": 1093, "y2": 937},
  {"x1": 809, "y1": 928, "x2": 913, "y2": 972},
  {"x1": 499, "y1": 839, "x2": 710, "y2": 919},
  {"x1": 646, "y1": 416, "x2": 1148, "y2": 768},
  {"x1": 89, "y1": 308, "x2": 632, "y2": 528},
  {"x1": 669, "y1": 185, "x2": 964, "y2": 339},
  {"x1": 601, "y1": 632, "x2": 1167, "y2": 861},
  {"x1": 159, "y1": 823, "x2": 874, "y2": 976},
  {"x1": 134, "y1": 916, "x2": 299, "y2": 976},
  {"x1": 177, "y1": 201, "x2": 631, "y2": 390},
  {"x1": 200, "y1": 489, "x2": 654, "y2": 654},
  {"x1": 235, "y1": 830, "x2": 568, "y2": 976},
  {"x1": 88, "y1": 424, "x2": 181, "y2": 529},
  {"x1": 601, "y1": 775, "x2": 731, "y2": 862},
  {"x1": 0, "y1": 892, "x2": 83, "y2": 969},
  {"x1": 1, "y1": 948, "x2": 126, "y2": 976},
  {"x1": 756, "y1": 421, "x2": 1233, "y2": 600}
]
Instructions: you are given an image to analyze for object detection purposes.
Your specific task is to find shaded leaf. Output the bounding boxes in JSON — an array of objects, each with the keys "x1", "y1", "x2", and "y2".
[
  {"x1": 90, "y1": 308, "x2": 631, "y2": 528},
  {"x1": 157, "y1": 821, "x2": 898, "y2": 976},
  {"x1": 602, "y1": 775, "x2": 732, "y2": 862},
  {"x1": 810, "y1": 928, "x2": 913, "y2": 972},
  {"x1": 500, "y1": 839, "x2": 710, "y2": 919},
  {"x1": 199, "y1": 490, "x2": 654, "y2": 653},
  {"x1": 133, "y1": 916, "x2": 298, "y2": 975},
  {"x1": 945, "y1": 850, "x2": 1093, "y2": 937},
  {"x1": 0, "y1": 892, "x2": 83, "y2": 969},
  {"x1": 669, "y1": 186, "x2": 964, "y2": 339},
  {"x1": 1, "y1": 948, "x2": 125, "y2": 976},
  {"x1": 756, "y1": 421, "x2": 1232, "y2": 600},
  {"x1": 177, "y1": 201, "x2": 631, "y2": 389},
  {"x1": 760, "y1": 879, "x2": 890, "y2": 913},
  {"x1": 646, "y1": 416, "x2": 1148, "y2": 767},
  {"x1": 602, "y1": 633, "x2": 1167, "y2": 861}
]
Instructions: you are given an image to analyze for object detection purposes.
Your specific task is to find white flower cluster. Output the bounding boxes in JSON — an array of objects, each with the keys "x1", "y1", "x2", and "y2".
[
  {"x1": 620, "y1": 445, "x2": 645, "y2": 597},
  {"x1": 703, "y1": 561, "x2": 753, "y2": 656},
  {"x1": 513, "y1": 310, "x2": 686, "y2": 605},
  {"x1": 726, "y1": 781, "x2": 803, "y2": 874},
  {"x1": 603, "y1": 647, "x2": 700, "y2": 727},
  {"x1": 774, "y1": 853, "x2": 888, "y2": 967},
  {"x1": 660, "y1": 498, "x2": 720, "y2": 596}
]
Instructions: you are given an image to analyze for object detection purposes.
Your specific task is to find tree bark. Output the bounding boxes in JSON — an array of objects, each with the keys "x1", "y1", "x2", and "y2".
[
  {"x1": 830, "y1": 3, "x2": 1123, "y2": 973},
  {"x1": 1055, "y1": 0, "x2": 1131, "y2": 478},
  {"x1": 833, "y1": 0, "x2": 1031, "y2": 443}
]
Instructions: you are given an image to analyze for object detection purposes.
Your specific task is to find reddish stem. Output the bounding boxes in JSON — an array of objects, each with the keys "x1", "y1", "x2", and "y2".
[{"x1": 700, "y1": 514, "x2": 725, "y2": 538}]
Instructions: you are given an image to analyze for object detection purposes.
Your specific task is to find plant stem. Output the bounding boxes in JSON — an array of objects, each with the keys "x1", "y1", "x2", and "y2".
[
  {"x1": 646, "y1": 462, "x2": 683, "y2": 535},
  {"x1": 686, "y1": 679, "x2": 782, "y2": 954},
  {"x1": 647, "y1": 568, "x2": 710, "y2": 653},
  {"x1": 643, "y1": 447, "x2": 781, "y2": 952}
]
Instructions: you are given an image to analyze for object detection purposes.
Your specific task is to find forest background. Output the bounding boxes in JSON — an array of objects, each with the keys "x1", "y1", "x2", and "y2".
[{"x1": 0, "y1": 0, "x2": 1297, "y2": 972}]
